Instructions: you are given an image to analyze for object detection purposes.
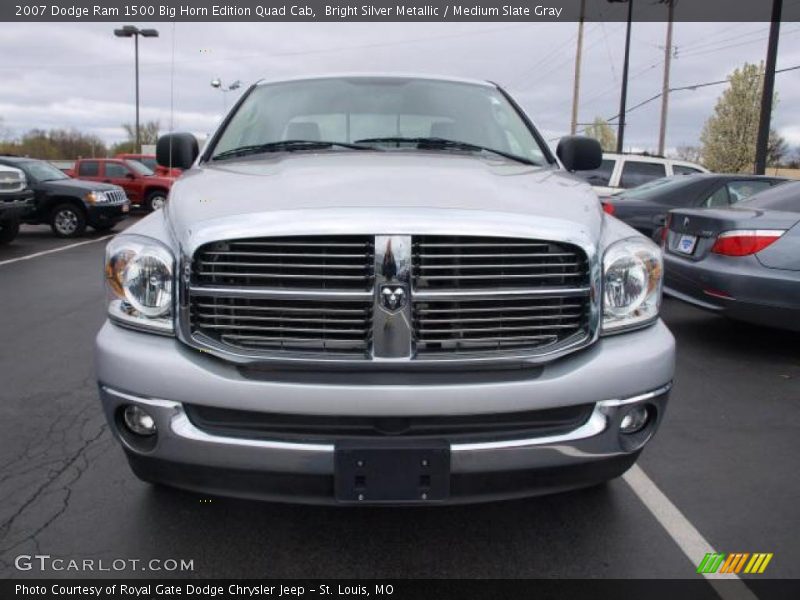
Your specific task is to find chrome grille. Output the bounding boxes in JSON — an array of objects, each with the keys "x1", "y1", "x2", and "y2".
[
  {"x1": 412, "y1": 235, "x2": 591, "y2": 357},
  {"x1": 413, "y1": 235, "x2": 588, "y2": 289},
  {"x1": 187, "y1": 234, "x2": 592, "y2": 362},
  {"x1": 190, "y1": 296, "x2": 373, "y2": 357},
  {"x1": 106, "y1": 189, "x2": 128, "y2": 204},
  {"x1": 194, "y1": 235, "x2": 375, "y2": 290}
]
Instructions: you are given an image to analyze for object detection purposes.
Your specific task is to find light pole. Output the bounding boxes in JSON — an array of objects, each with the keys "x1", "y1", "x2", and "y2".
[
  {"x1": 210, "y1": 78, "x2": 242, "y2": 113},
  {"x1": 114, "y1": 25, "x2": 159, "y2": 153}
]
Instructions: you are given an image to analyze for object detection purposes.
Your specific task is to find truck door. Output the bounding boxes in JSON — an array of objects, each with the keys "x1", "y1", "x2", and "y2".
[
  {"x1": 103, "y1": 161, "x2": 141, "y2": 203},
  {"x1": 75, "y1": 160, "x2": 102, "y2": 183}
]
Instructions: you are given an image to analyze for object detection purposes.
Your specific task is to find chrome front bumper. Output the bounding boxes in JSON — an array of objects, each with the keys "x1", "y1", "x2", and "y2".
[
  {"x1": 100, "y1": 383, "x2": 670, "y2": 477},
  {"x1": 96, "y1": 319, "x2": 674, "y2": 502}
]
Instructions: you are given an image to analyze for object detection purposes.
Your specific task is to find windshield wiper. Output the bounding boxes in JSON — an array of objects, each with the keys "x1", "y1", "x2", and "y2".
[
  {"x1": 353, "y1": 137, "x2": 539, "y2": 167},
  {"x1": 212, "y1": 140, "x2": 375, "y2": 161}
]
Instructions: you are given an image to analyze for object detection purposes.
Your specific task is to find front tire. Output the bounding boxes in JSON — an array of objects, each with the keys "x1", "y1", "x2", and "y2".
[
  {"x1": 145, "y1": 190, "x2": 168, "y2": 212},
  {"x1": 50, "y1": 204, "x2": 86, "y2": 238},
  {"x1": 0, "y1": 218, "x2": 20, "y2": 245}
]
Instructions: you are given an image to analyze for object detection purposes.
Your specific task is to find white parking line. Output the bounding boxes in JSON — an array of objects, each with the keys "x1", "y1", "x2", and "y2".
[
  {"x1": 0, "y1": 235, "x2": 113, "y2": 267},
  {"x1": 624, "y1": 464, "x2": 758, "y2": 600}
]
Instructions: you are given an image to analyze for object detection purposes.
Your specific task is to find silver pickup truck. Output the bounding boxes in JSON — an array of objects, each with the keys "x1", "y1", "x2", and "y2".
[{"x1": 95, "y1": 75, "x2": 675, "y2": 504}]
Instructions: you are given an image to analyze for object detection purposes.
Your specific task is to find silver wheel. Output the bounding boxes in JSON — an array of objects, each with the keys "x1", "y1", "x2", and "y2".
[
  {"x1": 54, "y1": 209, "x2": 78, "y2": 235},
  {"x1": 149, "y1": 194, "x2": 167, "y2": 211}
]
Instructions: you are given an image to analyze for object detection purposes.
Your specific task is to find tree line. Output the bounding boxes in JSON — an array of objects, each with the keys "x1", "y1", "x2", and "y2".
[{"x1": 0, "y1": 120, "x2": 161, "y2": 160}]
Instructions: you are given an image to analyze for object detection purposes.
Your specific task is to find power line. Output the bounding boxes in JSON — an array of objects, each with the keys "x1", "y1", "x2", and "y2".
[{"x1": 600, "y1": 64, "x2": 800, "y2": 124}]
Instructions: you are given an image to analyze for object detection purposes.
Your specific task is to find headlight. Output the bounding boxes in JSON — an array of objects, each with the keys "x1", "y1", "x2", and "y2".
[
  {"x1": 105, "y1": 235, "x2": 174, "y2": 335},
  {"x1": 602, "y1": 237, "x2": 662, "y2": 333},
  {"x1": 86, "y1": 191, "x2": 109, "y2": 204}
]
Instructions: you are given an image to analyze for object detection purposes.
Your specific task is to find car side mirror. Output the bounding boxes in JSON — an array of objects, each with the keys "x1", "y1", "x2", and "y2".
[
  {"x1": 556, "y1": 136, "x2": 603, "y2": 172},
  {"x1": 125, "y1": 172, "x2": 136, "y2": 179},
  {"x1": 157, "y1": 133, "x2": 198, "y2": 171}
]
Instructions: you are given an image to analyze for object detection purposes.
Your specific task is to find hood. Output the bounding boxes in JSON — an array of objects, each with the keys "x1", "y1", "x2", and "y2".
[
  {"x1": 42, "y1": 178, "x2": 121, "y2": 193},
  {"x1": 165, "y1": 152, "x2": 603, "y2": 254}
]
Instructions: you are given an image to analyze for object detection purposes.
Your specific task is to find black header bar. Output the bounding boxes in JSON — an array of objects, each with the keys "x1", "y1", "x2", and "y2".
[{"x1": 3, "y1": 0, "x2": 800, "y2": 23}]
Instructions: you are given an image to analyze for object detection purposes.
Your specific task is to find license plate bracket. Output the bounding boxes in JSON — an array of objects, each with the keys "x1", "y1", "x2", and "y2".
[{"x1": 334, "y1": 440, "x2": 450, "y2": 504}]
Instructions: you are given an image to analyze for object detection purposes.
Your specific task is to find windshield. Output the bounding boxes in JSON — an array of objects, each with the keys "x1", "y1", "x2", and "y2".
[
  {"x1": 740, "y1": 181, "x2": 798, "y2": 213},
  {"x1": 210, "y1": 77, "x2": 549, "y2": 165},
  {"x1": 125, "y1": 160, "x2": 155, "y2": 176},
  {"x1": 134, "y1": 157, "x2": 158, "y2": 171},
  {"x1": 23, "y1": 160, "x2": 69, "y2": 182}
]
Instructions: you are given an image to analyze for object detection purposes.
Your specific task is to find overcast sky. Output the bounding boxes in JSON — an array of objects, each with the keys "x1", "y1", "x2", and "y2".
[{"x1": 1, "y1": 20, "x2": 799, "y2": 155}]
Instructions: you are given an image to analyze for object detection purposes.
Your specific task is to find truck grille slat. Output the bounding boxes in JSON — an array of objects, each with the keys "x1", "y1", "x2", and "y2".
[
  {"x1": 188, "y1": 234, "x2": 591, "y2": 361},
  {"x1": 418, "y1": 261, "x2": 581, "y2": 270},
  {"x1": 195, "y1": 302, "x2": 368, "y2": 316}
]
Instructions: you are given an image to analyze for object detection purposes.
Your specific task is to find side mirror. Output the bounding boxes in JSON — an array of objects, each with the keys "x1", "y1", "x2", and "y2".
[
  {"x1": 156, "y1": 133, "x2": 198, "y2": 170},
  {"x1": 125, "y1": 172, "x2": 136, "y2": 179},
  {"x1": 556, "y1": 136, "x2": 603, "y2": 172}
]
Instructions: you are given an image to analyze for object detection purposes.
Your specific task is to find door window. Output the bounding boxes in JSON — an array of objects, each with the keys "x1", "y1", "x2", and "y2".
[
  {"x1": 672, "y1": 164, "x2": 703, "y2": 175},
  {"x1": 104, "y1": 162, "x2": 130, "y2": 178},
  {"x1": 77, "y1": 161, "x2": 99, "y2": 177},
  {"x1": 619, "y1": 161, "x2": 667, "y2": 188},
  {"x1": 575, "y1": 159, "x2": 615, "y2": 186},
  {"x1": 703, "y1": 186, "x2": 730, "y2": 207},
  {"x1": 727, "y1": 180, "x2": 772, "y2": 204}
]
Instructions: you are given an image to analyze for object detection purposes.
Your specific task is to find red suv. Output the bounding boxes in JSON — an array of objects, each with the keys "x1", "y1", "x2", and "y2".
[{"x1": 73, "y1": 158, "x2": 175, "y2": 211}]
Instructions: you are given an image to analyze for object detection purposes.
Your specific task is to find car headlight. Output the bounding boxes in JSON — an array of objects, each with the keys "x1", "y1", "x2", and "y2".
[
  {"x1": 86, "y1": 191, "x2": 109, "y2": 204},
  {"x1": 105, "y1": 235, "x2": 174, "y2": 335},
  {"x1": 602, "y1": 237, "x2": 663, "y2": 334}
]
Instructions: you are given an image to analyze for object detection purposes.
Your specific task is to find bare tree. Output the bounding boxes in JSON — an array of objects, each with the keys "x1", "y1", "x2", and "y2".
[{"x1": 674, "y1": 145, "x2": 702, "y2": 164}]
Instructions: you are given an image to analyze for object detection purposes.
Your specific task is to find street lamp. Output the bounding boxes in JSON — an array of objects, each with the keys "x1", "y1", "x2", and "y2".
[
  {"x1": 210, "y1": 78, "x2": 242, "y2": 112},
  {"x1": 114, "y1": 25, "x2": 159, "y2": 153}
]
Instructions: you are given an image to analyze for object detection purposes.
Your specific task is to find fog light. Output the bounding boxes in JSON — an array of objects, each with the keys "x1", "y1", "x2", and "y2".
[
  {"x1": 620, "y1": 405, "x2": 649, "y2": 434},
  {"x1": 123, "y1": 405, "x2": 157, "y2": 436}
]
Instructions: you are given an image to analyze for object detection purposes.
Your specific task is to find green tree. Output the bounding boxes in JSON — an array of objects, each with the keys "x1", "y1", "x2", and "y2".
[
  {"x1": 700, "y1": 62, "x2": 784, "y2": 173},
  {"x1": 0, "y1": 128, "x2": 106, "y2": 159},
  {"x1": 584, "y1": 117, "x2": 617, "y2": 152}
]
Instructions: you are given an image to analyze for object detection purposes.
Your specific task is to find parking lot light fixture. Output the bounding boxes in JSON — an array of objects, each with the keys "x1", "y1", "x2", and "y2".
[
  {"x1": 211, "y1": 78, "x2": 243, "y2": 112},
  {"x1": 114, "y1": 26, "x2": 159, "y2": 153}
]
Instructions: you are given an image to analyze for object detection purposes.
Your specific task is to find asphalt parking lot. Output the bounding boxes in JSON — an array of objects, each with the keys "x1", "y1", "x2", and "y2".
[{"x1": 0, "y1": 217, "x2": 798, "y2": 583}]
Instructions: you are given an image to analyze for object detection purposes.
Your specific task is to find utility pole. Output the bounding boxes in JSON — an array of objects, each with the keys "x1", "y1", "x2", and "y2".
[
  {"x1": 657, "y1": 1, "x2": 674, "y2": 156},
  {"x1": 570, "y1": 0, "x2": 587, "y2": 135},
  {"x1": 616, "y1": 0, "x2": 634, "y2": 153},
  {"x1": 755, "y1": 0, "x2": 783, "y2": 174}
]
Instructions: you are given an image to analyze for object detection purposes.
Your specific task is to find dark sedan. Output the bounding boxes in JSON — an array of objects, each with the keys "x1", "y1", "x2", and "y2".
[
  {"x1": 601, "y1": 174, "x2": 786, "y2": 242},
  {"x1": 663, "y1": 181, "x2": 800, "y2": 331}
]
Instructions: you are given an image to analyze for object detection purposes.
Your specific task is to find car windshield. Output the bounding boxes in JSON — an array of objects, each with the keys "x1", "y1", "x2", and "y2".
[
  {"x1": 740, "y1": 181, "x2": 799, "y2": 213},
  {"x1": 134, "y1": 157, "x2": 158, "y2": 171},
  {"x1": 209, "y1": 77, "x2": 550, "y2": 165},
  {"x1": 126, "y1": 160, "x2": 155, "y2": 176},
  {"x1": 23, "y1": 160, "x2": 69, "y2": 182},
  {"x1": 616, "y1": 176, "x2": 695, "y2": 200}
]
